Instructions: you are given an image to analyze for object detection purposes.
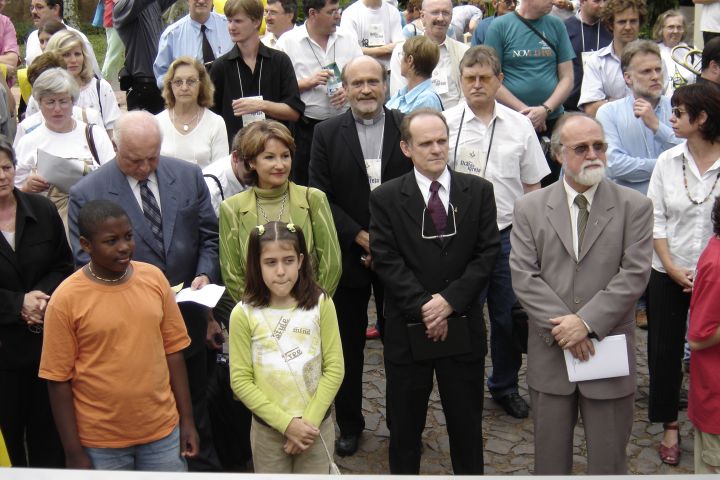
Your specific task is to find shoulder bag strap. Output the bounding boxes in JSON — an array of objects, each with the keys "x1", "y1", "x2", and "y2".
[
  {"x1": 513, "y1": 12, "x2": 558, "y2": 60},
  {"x1": 203, "y1": 173, "x2": 225, "y2": 201},
  {"x1": 85, "y1": 123, "x2": 100, "y2": 165}
]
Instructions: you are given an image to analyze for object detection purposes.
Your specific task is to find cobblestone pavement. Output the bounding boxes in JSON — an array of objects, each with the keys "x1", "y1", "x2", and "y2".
[{"x1": 335, "y1": 322, "x2": 694, "y2": 475}]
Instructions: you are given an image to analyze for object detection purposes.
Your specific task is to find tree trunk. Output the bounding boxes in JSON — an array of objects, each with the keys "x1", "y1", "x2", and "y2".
[{"x1": 64, "y1": 0, "x2": 81, "y2": 28}]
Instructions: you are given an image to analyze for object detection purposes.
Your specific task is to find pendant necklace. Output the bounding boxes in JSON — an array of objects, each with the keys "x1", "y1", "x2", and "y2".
[{"x1": 172, "y1": 109, "x2": 199, "y2": 132}]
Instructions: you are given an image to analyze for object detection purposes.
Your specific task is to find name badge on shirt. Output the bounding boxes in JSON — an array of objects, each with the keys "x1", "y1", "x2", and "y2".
[
  {"x1": 365, "y1": 158, "x2": 382, "y2": 191},
  {"x1": 432, "y1": 68, "x2": 450, "y2": 95},
  {"x1": 324, "y1": 62, "x2": 342, "y2": 97},
  {"x1": 455, "y1": 147, "x2": 486, "y2": 177},
  {"x1": 581, "y1": 51, "x2": 593, "y2": 69},
  {"x1": 241, "y1": 95, "x2": 266, "y2": 125},
  {"x1": 367, "y1": 24, "x2": 386, "y2": 47}
]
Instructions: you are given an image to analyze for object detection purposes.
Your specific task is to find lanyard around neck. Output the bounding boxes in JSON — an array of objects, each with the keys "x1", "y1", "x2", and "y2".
[
  {"x1": 452, "y1": 107, "x2": 497, "y2": 178},
  {"x1": 306, "y1": 37, "x2": 336, "y2": 69},
  {"x1": 236, "y1": 56, "x2": 263, "y2": 98},
  {"x1": 579, "y1": 20, "x2": 600, "y2": 52}
]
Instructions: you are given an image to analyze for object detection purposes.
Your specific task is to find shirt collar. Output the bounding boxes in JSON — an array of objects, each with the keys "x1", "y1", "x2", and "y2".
[
  {"x1": 563, "y1": 177, "x2": 599, "y2": 209},
  {"x1": 462, "y1": 100, "x2": 501, "y2": 125},
  {"x1": 403, "y1": 78, "x2": 434, "y2": 103},
  {"x1": 353, "y1": 109, "x2": 385, "y2": 125},
  {"x1": 414, "y1": 166, "x2": 451, "y2": 196},
  {"x1": 597, "y1": 42, "x2": 615, "y2": 58},
  {"x1": 127, "y1": 172, "x2": 159, "y2": 190},
  {"x1": 225, "y1": 41, "x2": 272, "y2": 60}
]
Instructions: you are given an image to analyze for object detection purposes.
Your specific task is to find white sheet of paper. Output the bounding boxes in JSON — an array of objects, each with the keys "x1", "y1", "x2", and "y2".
[
  {"x1": 36, "y1": 149, "x2": 86, "y2": 194},
  {"x1": 175, "y1": 284, "x2": 226, "y2": 308},
  {"x1": 563, "y1": 334, "x2": 630, "y2": 382}
]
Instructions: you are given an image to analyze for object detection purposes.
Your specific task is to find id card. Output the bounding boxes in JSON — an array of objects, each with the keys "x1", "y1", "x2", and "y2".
[
  {"x1": 431, "y1": 67, "x2": 450, "y2": 95},
  {"x1": 324, "y1": 62, "x2": 342, "y2": 97},
  {"x1": 241, "y1": 95, "x2": 266, "y2": 125},
  {"x1": 455, "y1": 146, "x2": 486, "y2": 177},
  {"x1": 365, "y1": 158, "x2": 382, "y2": 191},
  {"x1": 367, "y1": 24, "x2": 385, "y2": 47}
]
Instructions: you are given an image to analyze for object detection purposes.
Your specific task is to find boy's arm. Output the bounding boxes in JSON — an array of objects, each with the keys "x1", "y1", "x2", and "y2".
[
  {"x1": 166, "y1": 351, "x2": 199, "y2": 458},
  {"x1": 47, "y1": 380, "x2": 93, "y2": 469}
]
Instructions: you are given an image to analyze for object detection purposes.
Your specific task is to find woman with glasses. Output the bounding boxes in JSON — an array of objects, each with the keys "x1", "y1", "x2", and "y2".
[
  {"x1": 646, "y1": 82, "x2": 720, "y2": 466},
  {"x1": 219, "y1": 119, "x2": 341, "y2": 304},
  {"x1": 0, "y1": 135, "x2": 73, "y2": 467},
  {"x1": 14, "y1": 68, "x2": 115, "y2": 233},
  {"x1": 652, "y1": 10, "x2": 697, "y2": 96},
  {"x1": 157, "y1": 56, "x2": 228, "y2": 169}
]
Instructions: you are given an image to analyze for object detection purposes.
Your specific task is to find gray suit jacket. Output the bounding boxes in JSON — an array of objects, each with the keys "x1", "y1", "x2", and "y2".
[
  {"x1": 510, "y1": 179, "x2": 652, "y2": 399},
  {"x1": 68, "y1": 156, "x2": 219, "y2": 287}
]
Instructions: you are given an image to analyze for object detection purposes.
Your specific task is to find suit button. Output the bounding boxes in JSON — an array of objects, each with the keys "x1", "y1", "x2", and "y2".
[
  {"x1": 574, "y1": 297, "x2": 581, "y2": 304},
  {"x1": 443, "y1": 252, "x2": 448, "y2": 256},
  {"x1": 576, "y1": 266, "x2": 580, "y2": 272}
]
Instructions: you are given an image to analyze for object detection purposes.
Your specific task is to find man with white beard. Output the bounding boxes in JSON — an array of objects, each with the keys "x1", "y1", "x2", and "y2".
[{"x1": 510, "y1": 112, "x2": 653, "y2": 474}]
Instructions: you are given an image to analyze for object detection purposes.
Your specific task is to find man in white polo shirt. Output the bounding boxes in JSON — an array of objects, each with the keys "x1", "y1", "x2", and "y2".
[
  {"x1": 276, "y1": 0, "x2": 362, "y2": 185},
  {"x1": 340, "y1": 0, "x2": 404, "y2": 68},
  {"x1": 389, "y1": 0, "x2": 469, "y2": 109},
  {"x1": 444, "y1": 46, "x2": 549, "y2": 419}
]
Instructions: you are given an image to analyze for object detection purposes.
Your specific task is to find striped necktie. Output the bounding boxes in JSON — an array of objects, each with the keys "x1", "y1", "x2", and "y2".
[{"x1": 139, "y1": 179, "x2": 164, "y2": 254}]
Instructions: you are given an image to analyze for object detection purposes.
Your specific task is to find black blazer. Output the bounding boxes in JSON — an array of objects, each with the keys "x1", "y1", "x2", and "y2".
[
  {"x1": 0, "y1": 190, "x2": 73, "y2": 369},
  {"x1": 369, "y1": 170, "x2": 500, "y2": 364},
  {"x1": 309, "y1": 107, "x2": 412, "y2": 288}
]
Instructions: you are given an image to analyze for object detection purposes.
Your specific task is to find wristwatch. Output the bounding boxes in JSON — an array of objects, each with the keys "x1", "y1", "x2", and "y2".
[{"x1": 541, "y1": 104, "x2": 552, "y2": 116}]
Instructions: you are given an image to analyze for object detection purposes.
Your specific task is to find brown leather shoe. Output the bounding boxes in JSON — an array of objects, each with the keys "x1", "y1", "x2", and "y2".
[{"x1": 636, "y1": 309, "x2": 648, "y2": 330}]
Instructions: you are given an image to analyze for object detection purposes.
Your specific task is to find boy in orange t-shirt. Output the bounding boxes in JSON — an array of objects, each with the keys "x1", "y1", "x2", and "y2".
[{"x1": 39, "y1": 200, "x2": 199, "y2": 470}]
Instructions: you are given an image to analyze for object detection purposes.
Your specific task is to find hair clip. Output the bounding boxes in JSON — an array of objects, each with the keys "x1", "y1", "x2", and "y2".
[
  {"x1": 256, "y1": 225, "x2": 265, "y2": 236},
  {"x1": 287, "y1": 223, "x2": 296, "y2": 233}
]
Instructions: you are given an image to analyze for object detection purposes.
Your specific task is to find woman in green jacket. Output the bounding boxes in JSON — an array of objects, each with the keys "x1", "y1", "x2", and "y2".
[{"x1": 219, "y1": 120, "x2": 342, "y2": 303}]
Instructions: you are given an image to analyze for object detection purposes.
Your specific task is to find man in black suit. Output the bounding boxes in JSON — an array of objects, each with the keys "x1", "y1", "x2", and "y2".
[
  {"x1": 309, "y1": 55, "x2": 412, "y2": 456},
  {"x1": 369, "y1": 110, "x2": 500, "y2": 474}
]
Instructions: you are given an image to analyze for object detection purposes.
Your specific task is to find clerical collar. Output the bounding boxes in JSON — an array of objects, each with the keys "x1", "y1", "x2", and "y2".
[{"x1": 353, "y1": 109, "x2": 385, "y2": 126}]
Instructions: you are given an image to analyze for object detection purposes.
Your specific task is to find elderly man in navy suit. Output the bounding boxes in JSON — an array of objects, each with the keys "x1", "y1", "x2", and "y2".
[{"x1": 68, "y1": 110, "x2": 221, "y2": 471}]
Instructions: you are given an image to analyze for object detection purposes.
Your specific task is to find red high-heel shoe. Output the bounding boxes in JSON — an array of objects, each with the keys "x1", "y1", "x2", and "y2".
[{"x1": 659, "y1": 423, "x2": 680, "y2": 466}]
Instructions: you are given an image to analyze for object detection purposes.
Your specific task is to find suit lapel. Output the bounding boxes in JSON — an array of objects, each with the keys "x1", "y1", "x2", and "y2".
[
  {"x1": 546, "y1": 182, "x2": 576, "y2": 260},
  {"x1": 381, "y1": 109, "x2": 400, "y2": 180},
  {"x1": 108, "y1": 163, "x2": 163, "y2": 258},
  {"x1": 443, "y1": 171, "x2": 470, "y2": 249},
  {"x1": 578, "y1": 180, "x2": 614, "y2": 263},
  {"x1": 400, "y1": 173, "x2": 425, "y2": 232},
  {"x1": 157, "y1": 160, "x2": 179, "y2": 257},
  {"x1": 340, "y1": 111, "x2": 366, "y2": 176},
  {"x1": 0, "y1": 191, "x2": 26, "y2": 274}
]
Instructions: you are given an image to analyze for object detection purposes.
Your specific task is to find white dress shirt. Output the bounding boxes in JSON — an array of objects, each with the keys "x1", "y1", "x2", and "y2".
[
  {"x1": 415, "y1": 166, "x2": 451, "y2": 211},
  {"x1": 275, "y1": 24, "x2": 363, "y2": 121},
  {"x1": 202, "y1": 154, "x2": 247, "y2": 217},
  {"x1": 647, "y1": 142, "x2": 720, "y2": 272},
  {"x1": 578, "y1": 42, "x2": 629, "y2": 108},
  {"x1": 444, "y1": 101, "x2": 549, "y2": 230},
  {"x1": 563, "y1": 177, "x2": 599, "y2": 259}
]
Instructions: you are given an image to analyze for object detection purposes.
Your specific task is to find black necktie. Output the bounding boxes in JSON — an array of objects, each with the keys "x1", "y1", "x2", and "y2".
[
  {"x1": 201, "y1": 24, "x2": 215, "y2": 64},
  {"x1": 139, "y1": 179, "x2": 164, "y2": 254},
  {"x1": 428, "y1": 181, "x2": 447, "y2": 234}
]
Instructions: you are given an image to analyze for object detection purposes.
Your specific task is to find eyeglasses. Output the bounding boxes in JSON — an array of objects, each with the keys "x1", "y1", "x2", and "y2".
[
  {"x1": 424, "y1": 9, "x2": 452, "y2": 17},
  {"x1": 40, "y1": 97, "x2": 73, "y2": 109},
  {"x1": 671, "y1": 107, "x2": 687, "y2": 118},
  {"x1": 421, "y1": 203, "x2": 457, "y2": 240},
  {"x1": 561, "y1": 142, "x2": 608, "y2": 156},
  {"x1": 171, "y1": 78, "x2": 199, "y2": 88}
]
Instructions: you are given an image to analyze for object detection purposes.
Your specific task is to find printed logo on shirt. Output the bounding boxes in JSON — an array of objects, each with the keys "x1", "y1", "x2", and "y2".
[
  {"x1": 284, "y1": 347, "x2": 303, "y2": 361},
  {"x1": 272, "y1": 315, "x2": 291, "y2": 340},
  {"x1": 512, "y1": 39, "x2": 554, "y2": 58},
  {"x1": 293, "y1": 327, "x2": 311, "y2": 335}
]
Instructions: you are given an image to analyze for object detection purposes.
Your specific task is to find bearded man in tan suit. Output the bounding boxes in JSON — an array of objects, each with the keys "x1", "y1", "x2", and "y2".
[{"x1": 509, "y1": 113, "x2": 653, "y2": 474}]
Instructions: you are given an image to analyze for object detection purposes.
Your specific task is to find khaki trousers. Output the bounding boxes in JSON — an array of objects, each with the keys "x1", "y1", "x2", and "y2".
[{"x1": 250, "y1": 415, "x2": 335, "y2": 473}]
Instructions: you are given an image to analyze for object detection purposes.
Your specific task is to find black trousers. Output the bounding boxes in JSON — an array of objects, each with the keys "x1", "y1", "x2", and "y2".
[
  {"x1": 646, "y1": 269, "x2": 691, "y2": 423},
  {"x1": 125, "y1": 81, "x2": 164, "y2": 115},
  {"x1": 0, "y1": 367, "x2": 63, "y2": 467},
  {"x1": 179, "y1": 303, "x2": 222, "y2": 471},
  {"x1": 385, "y1": 356, "x2": 485, "y2": 474},
  {"x1": 290, "y1": 117, "x2": 322, "y2": 187},
  {"x1": 333, "y1": 278, "x2": 385, "y2": 437}
]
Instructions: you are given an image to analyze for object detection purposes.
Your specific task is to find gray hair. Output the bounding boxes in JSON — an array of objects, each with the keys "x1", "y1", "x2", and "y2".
[
  {"x1": 31, "y1": 67, "x2": 79, "y2": 103},
  {"x1": 621, "y1": 39, "x2": 661, "y2": 73},
  {"x1": 550, "y1": 113, "x2": 604, "y2": 160},
  {"x1": 113, "y1": 111, "x2": 163, "y2": 151}
]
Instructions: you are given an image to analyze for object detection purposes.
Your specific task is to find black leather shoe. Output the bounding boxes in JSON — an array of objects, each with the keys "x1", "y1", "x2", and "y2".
[
  {"x1": 496, "y1": 392, "x2": 529, "y2": 419},
  {"x1": 335, "y1": 434, "x2": 360, "y2": 456}
]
